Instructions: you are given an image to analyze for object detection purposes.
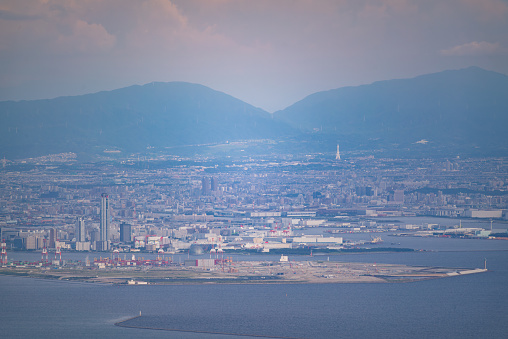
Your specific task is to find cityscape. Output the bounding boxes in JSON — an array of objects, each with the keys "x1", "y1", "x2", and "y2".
[
  {"x1": 1, "y1": 1, "x2": 507, "y2": 338},
  {"x1": 1, "y1": 148, "x2": 506, "y2": 264}
]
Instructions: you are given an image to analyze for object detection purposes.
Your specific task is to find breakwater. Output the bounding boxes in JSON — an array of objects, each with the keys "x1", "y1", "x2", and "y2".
[{"x1": 115, "y1": 315, "x2": 303, "y2": 338}]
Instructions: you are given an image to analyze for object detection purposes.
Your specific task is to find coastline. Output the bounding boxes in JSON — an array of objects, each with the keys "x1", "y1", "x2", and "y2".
[{"x1": 0, "y1": 259, "x2": 487, "y2": 285}]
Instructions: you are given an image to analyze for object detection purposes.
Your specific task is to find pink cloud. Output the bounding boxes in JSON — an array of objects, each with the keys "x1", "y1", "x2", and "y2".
[
  {"x1": 54, "y1": 19, "x2": 116, "y2": 53},
  {"x1": 460, "y1": 0, "x2": 508, "y2": 21},
  {"x1": 440, "y1": 41, "x2": 505, "y2": 56}
]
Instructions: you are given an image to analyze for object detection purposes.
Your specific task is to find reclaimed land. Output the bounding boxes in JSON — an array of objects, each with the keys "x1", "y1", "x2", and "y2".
[{"x1": 0, "y1": 260, "x2": 486, "y2": 284}]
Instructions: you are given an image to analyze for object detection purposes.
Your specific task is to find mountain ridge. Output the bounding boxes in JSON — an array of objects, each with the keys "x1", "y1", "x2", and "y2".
[
  {"x1": 1, "y1": 67, "x2": 507, "y2": 160},
  {"x1": 273, "y1": 66, "x2": 508, "y2": 156},
  {"x1": 0, "y1": 81, "x2": 290, "y2": 159}
]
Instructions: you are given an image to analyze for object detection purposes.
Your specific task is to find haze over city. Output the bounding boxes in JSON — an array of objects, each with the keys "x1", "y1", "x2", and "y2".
[{"x1": 1, "y1": 0, "x2": 507, "y2": 111}]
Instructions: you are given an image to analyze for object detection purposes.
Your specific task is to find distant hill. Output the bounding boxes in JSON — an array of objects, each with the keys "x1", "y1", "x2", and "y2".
[
  {"x1": 1, "y1": 67, "x2": 507, "y2": 160},
  {"x1": 274, "y1": 67, "x2": 508, "y2": 157},
  {"x1": 0, "y1": 82, "x2": 290, "y2": 159}
]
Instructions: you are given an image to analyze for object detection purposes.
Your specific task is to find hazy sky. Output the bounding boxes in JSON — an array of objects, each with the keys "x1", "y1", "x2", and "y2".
[{"x1": 1, "y1": 0, "x2": 507, "y2": 112}]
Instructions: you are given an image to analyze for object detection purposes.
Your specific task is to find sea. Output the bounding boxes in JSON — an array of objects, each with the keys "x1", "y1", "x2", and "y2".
[{"x1": 1, "y1": 218, "x2": 507, "y2": 338}]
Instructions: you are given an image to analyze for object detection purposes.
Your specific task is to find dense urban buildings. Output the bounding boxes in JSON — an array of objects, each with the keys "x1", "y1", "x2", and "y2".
[{"x1": 0, "y1": 151, "x2": 507, "y2": 253}]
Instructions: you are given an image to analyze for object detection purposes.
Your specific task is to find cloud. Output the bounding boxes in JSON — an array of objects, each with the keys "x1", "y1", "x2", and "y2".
[
  {"x1": 459, "y1": 0, "x2": 508, "y2": 21},
  {"x1": 1, "y1": 0, "x2": 508, "y2": 111},
  {"x1": 440, "y1": 41, "x2": 505, "y2": 56},
  {"x1": 53, "y1": 20, "x2": 116, "y2": 54}
]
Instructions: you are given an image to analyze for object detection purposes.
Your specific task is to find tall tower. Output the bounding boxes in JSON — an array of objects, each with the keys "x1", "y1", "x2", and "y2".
[
  {"x1": 335, "y1": 144, "x2": 341, "y2": 160},
  {"x1": 76, "y1": 217, "x2": 86, "y2": 242},
  {"x1": 100, "y1": 193, "x2": 110, "y2": 251}
]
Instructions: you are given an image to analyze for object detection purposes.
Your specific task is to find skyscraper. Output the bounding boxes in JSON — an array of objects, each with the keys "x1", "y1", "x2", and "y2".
[
  {"x1": 120, "y1": 222, "x2": 131, "y2": 243},
  {"x1": 100, "y1": 193, "x2": 109, "y2": 251},
  {"x1": 211, "y1": 177, "x2": 219, "y2": 192},
  {"x1": 49, "y1": 228, "x2": 56, "y2": 248},
  {"x1": 201, "y1": 177, "x2": 211, "y2": 195},
  {"x1": 76, "y1": 217, "x2": 85, "y2": 242}
]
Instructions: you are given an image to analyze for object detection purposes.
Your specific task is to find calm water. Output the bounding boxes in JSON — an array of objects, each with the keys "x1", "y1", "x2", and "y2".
[{"x1": 1, "y1": 233, "x2": 507, "y2": 338}]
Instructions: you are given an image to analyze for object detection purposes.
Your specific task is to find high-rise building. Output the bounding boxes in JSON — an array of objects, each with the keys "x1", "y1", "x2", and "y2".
[
  {"x1": 90, "y1": 229, "x2": 100, "y2": 243},
  {"x1": 201, "y1": 177, "x2": 211, "y2": 195},
  {"x1": 76, "y1": 217, "x2": 86, "y2": 242},
  {"x1": 393, "y1": 190, "x2": 404, "y2": 204},
  {"x1": 75, "y1": 217, "x2": 91, "y2": 251},
  {"x1": 120, "y1": 222, "x2": 131, "y2": 243},
  {"x1": 100, "y1": 193, "x2": 110, "y2": 251},
  {"x1": 24, "y1": 235, "x2": 44, "y2": 250},
  {"x1": 211, "y1": 177, "x2": 219, "y2": 192},
  {"x1": 49, "y1": 228, "x2": 56, "y2": 248}
]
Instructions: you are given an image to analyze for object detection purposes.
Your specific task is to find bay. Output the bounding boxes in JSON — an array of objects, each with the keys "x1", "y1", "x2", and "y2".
[{"x1": 1, "y1": 231, "x2": 507, "y2": 338}]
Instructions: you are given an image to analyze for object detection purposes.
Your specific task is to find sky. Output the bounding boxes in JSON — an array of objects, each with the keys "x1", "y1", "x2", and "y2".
[{"x1": 1, "y1": 0, "x2": 507, "y2": 112}]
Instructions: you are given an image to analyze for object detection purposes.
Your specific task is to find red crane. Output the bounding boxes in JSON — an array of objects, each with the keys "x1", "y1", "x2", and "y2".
[
  {"x1": 1, "y1": 239, "x2": 7, "y2": 265},
  {"x1": 41, "y1": 238, "x2": 48, "y2": 262}
]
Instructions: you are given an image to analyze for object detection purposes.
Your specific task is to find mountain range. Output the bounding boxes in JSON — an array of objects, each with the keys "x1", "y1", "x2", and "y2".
[
  {"x1": 274, "y1": 66, "x2": 508, "y2": 157},
  {"x1": 0, "y1": 82, "x2": 289, "y2": 159},
  {"x1": 1, "y1": 67, "x2": 507, "y2": 160}
]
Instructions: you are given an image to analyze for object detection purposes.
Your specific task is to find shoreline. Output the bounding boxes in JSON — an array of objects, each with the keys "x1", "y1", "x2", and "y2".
[{"x1": 0, "y1": 260, "x2": 487, "y2": 285}]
